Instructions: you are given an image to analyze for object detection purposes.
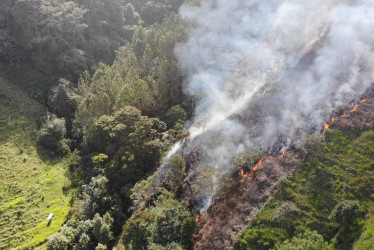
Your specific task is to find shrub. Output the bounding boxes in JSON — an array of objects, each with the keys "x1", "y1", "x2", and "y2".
[
  {"x1": 38, "y1": 115, "x2": 70, "y2": 156},
  {"x1": 275, "y1": 230, "x2": 328, "y2": 250},
  {"x1": 330, "y1": 200, "x2": 360, "y2": 227},
  {"x1": 164, "y1": 105, "x2": 187, "y2": 128},
  {"x1": 47, "y1": 233, "x2": 69, "y2": 250}
]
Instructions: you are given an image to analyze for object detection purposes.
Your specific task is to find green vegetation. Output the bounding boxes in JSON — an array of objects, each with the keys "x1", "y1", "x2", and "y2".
[
  {"x1": 233, "y1": 129, "x2": 374, "y2": 250},
  {"x1": 275, "y1": 230, "x2": 328, "y2": 250},
  {"x1": 41, "y1": 7, "x2": 190, "y2": 250},
  {"x1": 121, "y1": 190, "x2": 196, "y2": 250},
  {"x1": 353, "y1": 202, "x2": 374, "y2": 250},
  {"x1": 0, "y1": 78, "x2": 72, "y2": 249},
  {"x1": 1, "y1": 1, "x2": 374, "y2": 250}
]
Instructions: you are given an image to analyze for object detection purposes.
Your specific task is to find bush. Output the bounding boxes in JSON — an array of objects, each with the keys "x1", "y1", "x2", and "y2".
[
  {"x1": 38, "y1": 115, "x2": 70, "y2": 156},
  {"x1": 164, "y1": 105, "x2": 187, "y2": 128},
  {"x1": 330, "y1": 200, "x2": 360, "y2": 227},
  {"x1": 275, "y1": 230, "x2": 328, "y2": 250},
  {"x1": 47, "y1": 233, "x2": 69, "y2": 250},
  {"x1": 47, "y1": 79, "x2": 79, "y2": 121},
  {"x1": 165, "y1": 156, "x2": 186, "y2": 194}
]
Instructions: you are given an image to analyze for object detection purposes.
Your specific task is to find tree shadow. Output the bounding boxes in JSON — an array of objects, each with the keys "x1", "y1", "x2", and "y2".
[{"x1": 36, "y1": 144, "x2": 63, "y2": 164}]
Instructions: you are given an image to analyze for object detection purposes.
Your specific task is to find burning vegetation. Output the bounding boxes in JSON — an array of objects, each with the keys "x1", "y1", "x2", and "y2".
[
  {"x1": 240, "y1": 158, "x2": 266, "y2": 178},
  {"x1": 321, "y1": 97, "x2": 370, "y2": 135}
]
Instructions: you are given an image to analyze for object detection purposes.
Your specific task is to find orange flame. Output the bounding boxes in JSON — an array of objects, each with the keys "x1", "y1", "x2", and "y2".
[
  {"x1": 360, "y1": 97, "x2": 368, "y2": 103},
  {"x1": 280, "y1": 150, "x2": 289, "y2": 158},
  {"x1": 252, "y1": 158, "x2": 264, "y2": 172},
  {"x1": 322, "y1": 123, "x2": 330, "y2": 135},
  {"x1": 331, "y1": 116, "x2": 336, "y2": 123},
  {"x1": 196, "y1": 215, "x2": 201, "y2": 223},
  {"x1": 341, "y1": 111, "x2": 347, "y2": 118},
  {"x1": 240, "y1": 168, "x2": 251, "y2": 177},
  {"x1": 350, "y1": 104, "x2": 359, "y2": 113},
  {"x1": 240, "y1": 158, "x2": 265, "y2": 177}
]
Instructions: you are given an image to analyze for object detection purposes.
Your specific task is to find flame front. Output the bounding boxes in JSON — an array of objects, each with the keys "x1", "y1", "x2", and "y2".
[
  {"x1": 252, "y1": 158, "x2": 264, "y2": 172},
  {"x1": 240, "y1": 168, "x2": 251, "y2": 177},
  {"x1": 196, "y1": 215, "x2": 201, "y2": 223},
  {"x1": 322, "y1": 123, "x2": 330, "y2": 135},
  {"x1": 360, "y1": 97, "x2": 368, "y2": 103},
  {"x1": 350, "y1": 104, "x2": 359, "y2": 113},
  {"x1": 240, "y1": 158, "x2": 266, "y2": 178},
  {"x1": 280, "y1": 150, "x2": 289, "y2": 158}
]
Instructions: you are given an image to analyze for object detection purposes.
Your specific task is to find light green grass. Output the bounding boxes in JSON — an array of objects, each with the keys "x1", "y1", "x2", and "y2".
[{"x1": 0, "y1": 77, "x2": 72, "y2": 249}]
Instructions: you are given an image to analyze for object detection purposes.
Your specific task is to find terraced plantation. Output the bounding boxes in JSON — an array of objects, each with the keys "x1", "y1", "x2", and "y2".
[{"x1": 0, "y1": 78, "x2": 72, "y2": 249}]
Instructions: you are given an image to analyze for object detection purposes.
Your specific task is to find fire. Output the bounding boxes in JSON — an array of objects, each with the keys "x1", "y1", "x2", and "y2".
[
  {"x1": 280, "y1": 150, "x2": 289, "y2": 158},
  {"x1": 341, "y1": 111, "x2": 347, "y2": 118},
  {"x1": 240, "y1": 158, "x2": 265, "y2": 177},
  {"x1": 240, "y1": 168, "x2": 251, "y2": 177},
  {"x1": 360, "y1": 97, "x2": 368, "y2": 103},
  {"x1": 322, "y1": 123, "x2": 330, "y2": 135},
  {"x1": 196, "y1": 215, "x2": 201, "y2": 223},
  {"x1": 350, "y1": 104, "x2": 359, "y2": 113},
  {"x1": 252, "y1": 158, "x2": 264, "y2": 172},
  {"x1": 331, "y1": 116, "x2": 336, "y2": 123}
]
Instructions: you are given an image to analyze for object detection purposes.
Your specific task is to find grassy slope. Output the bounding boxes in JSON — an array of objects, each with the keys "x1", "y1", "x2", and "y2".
[
  {"x1": 233, "y1": 128, "x2": 374, "y2": 250},
  {"x1": 0, "y1": 77, "x2": 71, "y2": 249}
]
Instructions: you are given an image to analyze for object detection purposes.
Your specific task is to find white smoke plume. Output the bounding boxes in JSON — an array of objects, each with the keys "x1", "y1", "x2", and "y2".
[{"x1": 170, "y1": 0, "x2": 374, "y2": 211}]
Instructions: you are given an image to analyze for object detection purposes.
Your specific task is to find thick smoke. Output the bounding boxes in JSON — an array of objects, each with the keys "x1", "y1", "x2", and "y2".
[{"x1": 171, "y1": 0, "x2": 374, "y2": 211}]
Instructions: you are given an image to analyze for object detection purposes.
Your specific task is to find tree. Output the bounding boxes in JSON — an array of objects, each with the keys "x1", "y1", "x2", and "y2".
[
  {"x1": 150, "y1": 190, "x2": 196, "y2": 247},
  {"x1": 164, "y1": 105, "x2": 187, "y2": 128},
  {"x1": 92, "y1": 212, "x2": 114, "y2": 245},
  {"x1": 48, "y1": 78, "x2": 79, "y2": 122},
  {"x1": 47, "y1": 233, "x2": 69, "y2": 250},
  {"x1": 330, "y1": 200, "x2": 360, "y2": 227},
  {"x1": 122, "y1": 210, "x2": 151, "y2": 250},
  {"x1": 165, "y1": 156, "x2": 186, "y2": 194},
  {"x1": 38, "y1": 115, "x2": 70, "y2": 156}
]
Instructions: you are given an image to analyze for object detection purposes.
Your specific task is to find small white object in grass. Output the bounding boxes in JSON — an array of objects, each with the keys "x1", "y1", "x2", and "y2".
[{"x1": 47, "y1": 213, "x2": 54, "y2": 221}]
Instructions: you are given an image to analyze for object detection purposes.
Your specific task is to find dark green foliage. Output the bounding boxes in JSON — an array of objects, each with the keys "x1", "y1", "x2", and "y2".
[
  {"x1": 0, "y1": 0, "x2": 183, "y2": 81},
  {"x1": 47, "y1": 233, "x2": 69, "y2": 250},
  {"x1": 76, "y1": 14, "x2": 187, "y2": 125},
  {"x1": 128, "y1": 0, "x2": 184, "y2": 25},
  {"x1": 38, "y1": 115, "x2": 70, "y2": 156},
  {"x1": 122, "y1": 210, "x2": 151, "y2": 250},
  {"x1": 83, "y1": 106, "x2": 166, "y2": 187},
  {"x1": 275, "y1": 230, "x2": 328, "y2": 250},
  {"x1": 330, "y1": 200, "x2": 360, "y2": 227},
  {"x1": 164, "y1": 105, "x2": 187, "y2": 128},
  {"x1": 2, "y1": 1, "x2": 189, "y2": 249},
  {"x1": 166, "y1": 156, "x2": 186, "y2": 194},
  {"x1": 48, "y1": 212, "x2": 115, "y2": 249},
  {"x1": 48, "y1": 79, "x2": 79, "y2": 121},
  {"x1": 122, "y1": 190, "x2": 196, "y2": 249}
]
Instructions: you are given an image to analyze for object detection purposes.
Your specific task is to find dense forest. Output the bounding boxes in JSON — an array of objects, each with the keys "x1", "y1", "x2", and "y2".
[
  {"x1": 1, "y1": 0, "x2": 191, "y2": 249},
  {"x1": 1, "y1": 1, "x2": 374, "y2": 250}
]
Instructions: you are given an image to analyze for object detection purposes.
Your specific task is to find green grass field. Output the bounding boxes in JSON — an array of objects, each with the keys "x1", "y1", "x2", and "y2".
[{"x1": 0, "y1": 77, "x2": 72, "y2": 249}]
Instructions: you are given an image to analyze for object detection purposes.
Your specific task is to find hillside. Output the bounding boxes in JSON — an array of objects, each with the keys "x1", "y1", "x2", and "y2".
[
  {"x1": 232, "y1": 99, "x2": 374, "y2": 249},
  {"x1": 1, "y1": 1, "x2": 374, "y2": 250},
  {"x1": 0, "y1": 77, "x2": 72, "y2": 249}
]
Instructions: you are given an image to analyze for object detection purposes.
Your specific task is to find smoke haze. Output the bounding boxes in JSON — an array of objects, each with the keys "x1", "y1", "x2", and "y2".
[{"x1": 173, "y1": 0, "x2": 374, "y2": 211}]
